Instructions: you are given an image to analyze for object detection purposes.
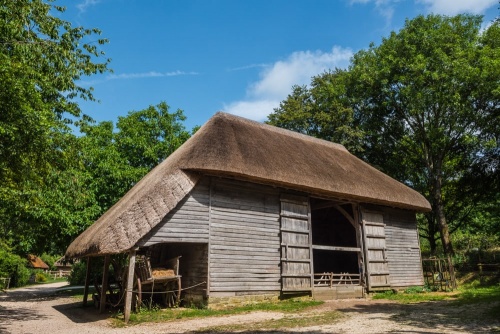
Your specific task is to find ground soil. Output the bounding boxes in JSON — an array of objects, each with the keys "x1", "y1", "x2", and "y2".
[{"x1": 0, "y1": 282, "x2": 498, "y2": 334}]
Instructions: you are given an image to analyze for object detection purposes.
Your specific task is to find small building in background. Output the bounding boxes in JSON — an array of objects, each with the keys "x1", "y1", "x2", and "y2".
[{"x1": 27, "y1": 254, "x2": 49, "y2": 270}]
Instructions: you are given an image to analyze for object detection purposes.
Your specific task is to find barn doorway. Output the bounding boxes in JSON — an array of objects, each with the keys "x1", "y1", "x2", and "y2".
[{"x1": 310, "y1": 198, "x2": 362, "y2": 288}]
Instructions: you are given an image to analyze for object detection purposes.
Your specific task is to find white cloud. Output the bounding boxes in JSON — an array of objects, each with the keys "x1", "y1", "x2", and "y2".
[
  {"x1": 418, "y1": 0, "x2": 498, "y2": 15},
  {"x1": 77, "y1": 0, "x2": 100, "y2": 13},
  {"x1": 223, "y1": 46, "x2": 353, "y2": 121},
  {"x1": 107, "y1": 71, "x2": 198, "y2": 80},
  {"x1": 350, "y1": 0, "x2": 396, "y2": 23},
  {"x1": 227, "y1": 64, "x2": 269, "y2": 71}
]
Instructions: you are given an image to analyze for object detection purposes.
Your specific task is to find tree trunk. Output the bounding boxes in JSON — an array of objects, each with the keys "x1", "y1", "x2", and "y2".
[
  {"x1": 425, "y1": 214, "x2": 438, "y2": 255},
  {"x1": 433, "y1": 171, "x2": 454, "y2": 255}
]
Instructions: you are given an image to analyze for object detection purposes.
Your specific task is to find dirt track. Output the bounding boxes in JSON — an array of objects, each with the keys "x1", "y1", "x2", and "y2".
[{"x1": 0, "y1": 282, "x2": 498, "y2": 333}]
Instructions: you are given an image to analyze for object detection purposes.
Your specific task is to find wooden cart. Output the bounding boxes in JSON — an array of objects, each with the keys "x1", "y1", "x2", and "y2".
[{"x1": 135, "y1": 255, "x2": 182, "y2": 308}]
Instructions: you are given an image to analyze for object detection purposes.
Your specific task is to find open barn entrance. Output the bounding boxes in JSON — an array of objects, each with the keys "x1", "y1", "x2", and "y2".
[{"x1": 310, "y1": 198, "x2": 363, "y2": 297}]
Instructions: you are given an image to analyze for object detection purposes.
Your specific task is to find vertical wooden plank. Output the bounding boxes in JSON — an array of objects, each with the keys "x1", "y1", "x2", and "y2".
[
  {"x1": 206, "y1": 177, "x2": 212, "y2": 297},
  {"x1": 83, "y1": 257, "x2": 91, "y2": 306},
  {"x1": 280, "y1": 195, "x2": 312, "y2": 292},
  {"x1": 124, "y1": 250, "x2": 136, "y2": 323},
  {"x1": 307, "y1": 202, "x2": 314, "y2": 292},
  {"x1": 352, "y1": 204, "x2": 365, "y2": 287},
  {"x1": 361, "y1": 210, "x2": 390, "y2": 291},
  {"x1": 99, "y1": 255, "x2": 110, "y2": 313}
]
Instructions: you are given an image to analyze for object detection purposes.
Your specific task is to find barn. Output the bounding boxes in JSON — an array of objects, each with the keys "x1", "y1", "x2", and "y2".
[{"x1": 65, "y1": 112, "x2": 430, "y2": 320}]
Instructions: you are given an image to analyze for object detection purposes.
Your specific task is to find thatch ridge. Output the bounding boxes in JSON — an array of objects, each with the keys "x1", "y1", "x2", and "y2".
[{"x1": 66, "y1": 112, "x2": 430, "y2": 258}]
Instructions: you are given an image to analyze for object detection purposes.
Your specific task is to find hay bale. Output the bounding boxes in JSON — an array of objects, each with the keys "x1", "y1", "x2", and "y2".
[{"x1": 152, "y1": 268, "x2": 175, "y2": 277}]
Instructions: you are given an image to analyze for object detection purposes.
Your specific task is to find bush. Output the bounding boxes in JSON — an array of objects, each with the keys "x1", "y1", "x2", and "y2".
[
  {"x1": 35, "y1": 271, "x2": 47, "y2": 283},
  {"x1": 0, "y1": 246, "x2": 31, "y2": 288},
  {"x1": 68, "y1": 261, "x2": 87, "y2": 285},
  {"x1": 40, "y1": 253, "x2": 60, "y2": 271}
]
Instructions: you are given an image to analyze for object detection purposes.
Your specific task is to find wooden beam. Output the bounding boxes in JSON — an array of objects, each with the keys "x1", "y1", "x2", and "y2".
[
  {"x1": 83, "y1": 257, "x2": 91, "y2": 306},
  {"x1": 334, "y1": 204, "x2": 355, "y2": 227},
  {"x1": 99, "y1": 255, "x2": 110, "y2": 313},
  {"x1": 312, "y1": 245, "x2": 361, "y2": 252},
  {"x1": 124, "y1": 249, "x2": 137, "y2": 324}
]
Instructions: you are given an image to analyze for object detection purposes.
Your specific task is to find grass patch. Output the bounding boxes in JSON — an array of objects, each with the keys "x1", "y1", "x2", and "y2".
[
  {"x1": 371, "y1": 289, "x2": 455, "y2": 303},
  {"x1": 201, "y1": 310, "x2": 343, "y2": 332},
  {"x1": 112, "y1": 299, "x2": 323, "y2": 327},
  {"x1": 37, "y1": 277, "x2": 68, "y2": 284}
]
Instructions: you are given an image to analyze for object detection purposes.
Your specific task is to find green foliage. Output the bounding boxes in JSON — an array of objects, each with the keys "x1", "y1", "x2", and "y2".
[
  {"x1": 68, "y1": 261, "x2": 86, "y2": 286},
  {"x1": 39, "y1": 253, "x2": 60, "y2": 271},
  {"x1": 77, "y1": 102, "x2": 192, "y2": 215},
  {"x1": 0, "y1": 0, "x2": 110, "y2": 255},
  {"x1": 0, "y1": 243, "x2": 30, "y2": 287},
  {"x1": 268, "y1": 71, "x2": 364, "y2": 154},
  {"x1": 35, "y1": 271, "x2": 47, "y2": 283}
]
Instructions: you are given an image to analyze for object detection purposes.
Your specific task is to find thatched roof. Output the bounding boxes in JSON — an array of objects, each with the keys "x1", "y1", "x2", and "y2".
[
  {"x1": 27, "y1": 254, "x2": 49, "y2": 270},
  {"x1": 66, "y1": 112, "x2": 430, "y2": 258}
]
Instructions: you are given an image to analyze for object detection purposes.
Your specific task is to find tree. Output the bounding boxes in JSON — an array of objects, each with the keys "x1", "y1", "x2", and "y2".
[
  {"x1": 269, "y1": 14, "x2": 500, "y2": 255},
  {"x1": 0, "y1": 0, "x2": 109, "y2": 253},
  {"x1": 77, "y1": 102, "x2": 192, "y2": 227},
  {"x1": 268, "y1": 70, "x2": 364, "y2": 154},
  {"x1": 115, "y1": 102, "x2": 191, "y2": 171}
]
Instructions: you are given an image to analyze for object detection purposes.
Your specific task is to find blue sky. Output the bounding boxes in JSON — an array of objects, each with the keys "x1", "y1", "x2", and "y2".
[{"x1": 56, "y1": 0, "x2": 499, "y2": 130}]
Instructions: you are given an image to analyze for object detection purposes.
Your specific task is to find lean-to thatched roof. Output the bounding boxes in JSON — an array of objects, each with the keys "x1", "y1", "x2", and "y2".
[{"x1": 66, "y1": 112, "x2": 430, "y2": 258}]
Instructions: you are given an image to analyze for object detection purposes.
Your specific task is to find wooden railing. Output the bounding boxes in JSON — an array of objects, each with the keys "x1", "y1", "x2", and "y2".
[
  {"x1": 47, "y1": 270, "x2": 71, "y2": 279},
  {"x1": 314, "y1": 272, "x2": 361, "y2": 287},
  {"x1": 1, "y1": 277, "x2": 11, "y2": 291}
]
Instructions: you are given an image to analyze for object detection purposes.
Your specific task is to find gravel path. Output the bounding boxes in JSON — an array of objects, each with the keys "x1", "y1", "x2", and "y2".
[{"x1": 1, "y1": 282, "x2": 498, "y2": 333}]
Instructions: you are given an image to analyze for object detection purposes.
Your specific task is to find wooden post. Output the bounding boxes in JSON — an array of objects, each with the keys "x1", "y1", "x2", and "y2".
[
  {"x1": 124, "y1": 249, "x2": 137, "y2": 324},
  {"x1": 83, "y1": 257, "x2": 92, "y2": 306},
  {"x1": 99, "y1": 255, "x2": 110, "y2": 313}
]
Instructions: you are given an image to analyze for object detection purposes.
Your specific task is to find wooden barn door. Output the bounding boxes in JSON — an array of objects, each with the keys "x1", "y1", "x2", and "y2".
[
  {"x1": 361, "y1": 211, "x2": 391, "y2": 291},
  {"x1": 280, "y1": 195, "x2": 313, "y2": 293}
]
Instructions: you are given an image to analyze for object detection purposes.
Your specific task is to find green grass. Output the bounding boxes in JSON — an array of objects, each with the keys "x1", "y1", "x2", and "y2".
[
  {"x1": 371, "y1": 289, "x2": 456, "y2": 303},
  {"x1": 112, "y1": 299, "x2": 323, "y2": 327},
  {"x1": 454, "y1": 283, "x2": 500, "y2": 319}
]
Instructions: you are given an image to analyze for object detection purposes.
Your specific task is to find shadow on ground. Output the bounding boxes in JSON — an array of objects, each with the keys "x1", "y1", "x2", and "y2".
[
  {"x1": 52, "y1": 301, "x2": 113, "y2": 324},
  {"x1": 0, "y1": 304, "x2": 48, "y2": 333},
  {"x1": 334, "y1": 299, "x2": 499, "y2": 333}
]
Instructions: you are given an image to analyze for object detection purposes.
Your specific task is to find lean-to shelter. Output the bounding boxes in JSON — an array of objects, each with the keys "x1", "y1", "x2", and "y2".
[{"x1": 66, "y1": 112, "x2": 430, "y2": 320}]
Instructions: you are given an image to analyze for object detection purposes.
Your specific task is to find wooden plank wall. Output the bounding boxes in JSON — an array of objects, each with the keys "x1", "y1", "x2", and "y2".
[
  {"x1": 383, "y1": 208, "x2": 424, "y2": 287},
  {"x1": 138, "y1": 178, "x2": 210, "y2": 246},
  {"x1": 209, "y1": 178, "x2": 281, "y2": 295}
]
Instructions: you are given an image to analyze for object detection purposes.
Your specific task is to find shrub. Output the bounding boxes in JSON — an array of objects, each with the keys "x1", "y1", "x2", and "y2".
[
  {"x1": 68, "y1": 261, "x2": 87, "y2": 285},
  {"x1": 0, "y1": 246, "x2": 31, "y2": 287},
  {"x1": 35, "y1": 271, "x2": 47, "y2": 283},
  {"x1": 40, "y1": 253, "x2": 60, "y2": 271}
]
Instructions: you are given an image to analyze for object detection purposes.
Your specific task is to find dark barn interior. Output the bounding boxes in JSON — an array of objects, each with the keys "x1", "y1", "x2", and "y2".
[{"x1": 311, "y1": 199, "x2": 359, "y2": 275}]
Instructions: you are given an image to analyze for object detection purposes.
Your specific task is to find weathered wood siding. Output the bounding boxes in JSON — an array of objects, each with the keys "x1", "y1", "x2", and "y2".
[
  {"x1": 280, "y1": 195, "x2": 313, "y2": 292},
  {"x1": 209, "y1": 178, "x2": 281, "y2": 294},
  {"x1": 361, "y1": 211, "x2": 391, "y2": 291},
  {"x1": 383, "y1": 208, "x2": 424, "y2": 287},
  {"x1": 138, "y1": 178, "x2": 210, "y2": 246}
]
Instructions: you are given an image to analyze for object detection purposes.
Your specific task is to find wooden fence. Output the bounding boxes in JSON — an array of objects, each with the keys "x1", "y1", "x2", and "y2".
[
  {"x1": 422, "y1": 257, "x2": 457, "y2": 291},
  {"x1": 1, "y1": 277, "x2": 11, "y2": 291},
  {"x1": 47, "y1": 270, "x2": 71, "y2": 279},
  {"x1": 314, "y1": 272, "x2": 361, "y2": 288}
]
